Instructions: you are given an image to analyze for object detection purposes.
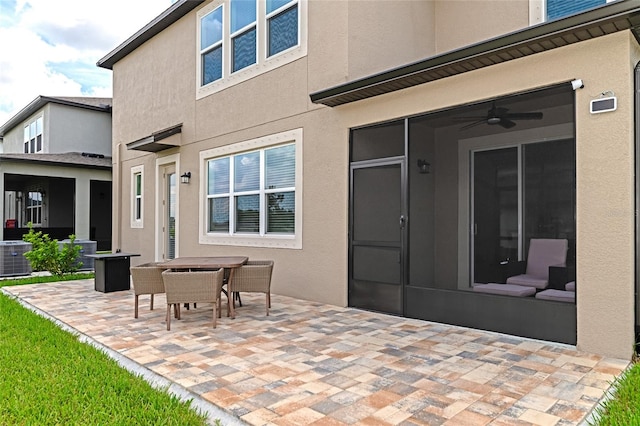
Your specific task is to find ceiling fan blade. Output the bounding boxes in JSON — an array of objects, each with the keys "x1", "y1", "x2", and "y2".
[
  {"x1": 452, "y1": 116, "x2": 487, "y2": 121},
  {"x1": 504, "y1": 112, "x2": 543, "y2": 120},
  {"x1": 460, "y1": 120, "x2": 485, "y2": 130},
  {"x1": 499, "y1": 118, "x2": 517, "y2": 129}
]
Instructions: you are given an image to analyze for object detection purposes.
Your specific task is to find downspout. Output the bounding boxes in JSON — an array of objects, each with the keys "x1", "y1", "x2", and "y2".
[
  {"x1": 635, "y1": 61, "x2": 640, "y2": 348},
  {"x1": 113, "y1": 142, "x2": 123, "y2": 253}
]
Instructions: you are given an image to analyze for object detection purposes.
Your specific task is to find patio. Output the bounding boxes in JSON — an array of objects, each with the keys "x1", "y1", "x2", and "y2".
[{"x1": 2, "y1": 279, "x2": 630, "y2": 426}]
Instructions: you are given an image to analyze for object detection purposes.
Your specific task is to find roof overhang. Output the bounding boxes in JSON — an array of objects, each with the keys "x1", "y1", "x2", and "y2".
[
  {"x1": 97, "y1": 0, "x2": 205, "y2": 70},
  {"x1": 310, "y1": 0, "x2": 640, "y2": 107},
  {"x1": 126, "y1": 124, "x2": 182, "y2": 152}
]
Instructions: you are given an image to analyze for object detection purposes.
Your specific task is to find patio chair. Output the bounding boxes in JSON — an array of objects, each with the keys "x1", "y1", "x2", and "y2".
[
  {"x1": 473, "y1": 238, "x2": 568, "y2": 297},
  {"x1": 162, "y1": 269, "x2": 225, "y2": 330},
  {"x1": 130, "y1": 262, "x2": 165, "y2": 319},
  {"x1": 231, "y1": 260, "x2": 274, "y2": 316},
  {"x1": 506, "y1": 238, "x2": 568, "y2": 289}
]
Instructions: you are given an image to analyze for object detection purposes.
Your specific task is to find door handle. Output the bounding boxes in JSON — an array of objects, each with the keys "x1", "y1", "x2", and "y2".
[{"x1": 399, "y1": 215, "x2": 406, "y2": 229}]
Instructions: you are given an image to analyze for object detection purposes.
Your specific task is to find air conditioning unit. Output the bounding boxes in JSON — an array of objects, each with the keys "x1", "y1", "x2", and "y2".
[
  {"x1": 58, "y1": 239, "x2": 97, "y2": 271},
  {"x1": 0, "y1": 241, "x2": 32, "y2": 277}
]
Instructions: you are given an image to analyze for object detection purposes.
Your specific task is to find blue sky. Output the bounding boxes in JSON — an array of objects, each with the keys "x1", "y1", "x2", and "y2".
[{"x1": 0, "y1": 0, "x2": 174, "y2": 125}]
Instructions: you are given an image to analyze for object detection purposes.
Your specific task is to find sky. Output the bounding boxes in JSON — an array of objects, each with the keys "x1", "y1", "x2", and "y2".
[{"x1": 0, "y1": 0, "x2": 175, "y2": 126}]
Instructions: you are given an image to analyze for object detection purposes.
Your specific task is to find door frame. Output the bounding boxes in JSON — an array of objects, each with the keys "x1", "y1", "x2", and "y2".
[
  {"x1": 348, "y1": 156, "x2": 408, "y2": 315},
  {"x1": 156, "y1": 154, "x2": 181, "y2": 261}
]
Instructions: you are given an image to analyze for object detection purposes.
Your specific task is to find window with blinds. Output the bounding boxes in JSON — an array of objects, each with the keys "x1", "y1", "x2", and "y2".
[{"x1": 207, "y1": 143, "x2": 295, "y2": 235}]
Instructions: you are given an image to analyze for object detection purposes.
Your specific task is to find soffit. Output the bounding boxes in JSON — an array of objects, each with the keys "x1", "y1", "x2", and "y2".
[{"x1": 310, "y1": 0, "x2": 640, "y2": 107}]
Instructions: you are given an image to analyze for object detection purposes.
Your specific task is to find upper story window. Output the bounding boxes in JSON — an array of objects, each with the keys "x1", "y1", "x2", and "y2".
[
  {"x1": 197, "y1": 0, "x2": 307, "y2": 99},
  {"x1": 200, "y1": 128, "x2": 303, "y2": 249},
  {"x1": 23, "y1": 117, "x2": 43, "y2": 153},
  {"x1": 530, "y1": 0, "x2": 610, "y2": 24},
  {"x1": 131, "y1": 165, "x2": 144, "y2": 228},
  {"x1": 547, "y1": 0, "x2": 605, "y2": 20}
]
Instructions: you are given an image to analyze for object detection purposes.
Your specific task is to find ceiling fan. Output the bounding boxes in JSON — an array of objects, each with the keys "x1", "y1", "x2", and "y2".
[{"x1": 455, "y1": 102, "x2": 543, "y2": 130}]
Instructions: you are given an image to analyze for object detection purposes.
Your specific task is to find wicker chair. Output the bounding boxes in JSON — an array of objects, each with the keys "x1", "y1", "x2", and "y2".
[
  {"x1": 231, "y1": 260, "x2": 274, "y2": 316},
  {"x1": 130, "y1": 262, "x2": 165, "y2": 319},
  {"x1": 162, "y1": 269, "x2": 225, "y2": 330}
]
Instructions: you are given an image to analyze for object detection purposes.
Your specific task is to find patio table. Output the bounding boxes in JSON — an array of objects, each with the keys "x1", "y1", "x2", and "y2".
[{"x1": 157, "y1": 256, "x2": 248, "y2": 318}]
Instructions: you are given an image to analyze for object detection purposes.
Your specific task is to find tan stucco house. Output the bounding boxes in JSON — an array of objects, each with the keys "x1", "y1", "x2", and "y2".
[{"x1": 98, "y1": 0, "x2": 640, "y2": 359}]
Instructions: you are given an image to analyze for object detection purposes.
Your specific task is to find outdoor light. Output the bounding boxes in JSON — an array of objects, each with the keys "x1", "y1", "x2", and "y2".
[
  {"x1": 417, "y1": 159, "x2": 431, "y2": 174},
  {"x1": 180, "y1": 172, "x2": 191, "y2": 184}
]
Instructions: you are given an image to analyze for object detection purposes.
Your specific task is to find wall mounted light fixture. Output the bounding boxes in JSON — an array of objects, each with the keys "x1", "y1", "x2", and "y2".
[
  {"x1": 417, "y1": 159, "x2": 431, "y2": 174},
  {"x1": 180, "y1": 172, "x2": 191, "y2": 184}
]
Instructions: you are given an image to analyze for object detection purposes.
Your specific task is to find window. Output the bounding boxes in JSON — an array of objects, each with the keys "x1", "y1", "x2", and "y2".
[
  {"x1": 131, "y1": 166, "x2": 144, "y2": 228},
  {"x1": 26, "y1": 192, "x2": 43, "y2": 226},
  {"x1": 23, "y1": 116, "x2": 43, "y2": 153},
  {"x1": 530, "y1": 0, "x2": 610, "y2": 24},
  {"x1": 197, "y1": 0, "x2": 306, "y2": 98},
  {"x1": 201, "y1": 128, "x2": 302, "y2": 248}
]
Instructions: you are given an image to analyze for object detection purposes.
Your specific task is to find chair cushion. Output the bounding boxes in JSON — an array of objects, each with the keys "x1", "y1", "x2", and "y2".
[
  {"x1": 506, "y1": 274, "x2": 548, "y2": 289},
  {"x1": 535, "y1": 289, "x2": 575, "y2": 303},
  {"x1": 473, "y1": 283, "x2": 536, "y2": 297},
  {"x1": 525, "y1": 238, "x2": 568, "y2": 279},
  {"x1": 565, "y1": 281, "x2": 576, "y2": 291}
]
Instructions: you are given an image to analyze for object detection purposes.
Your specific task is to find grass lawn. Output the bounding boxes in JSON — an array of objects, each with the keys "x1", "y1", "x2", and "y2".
[{"x1": 0, "y1": 273, "x2": 211, "y2": 425}]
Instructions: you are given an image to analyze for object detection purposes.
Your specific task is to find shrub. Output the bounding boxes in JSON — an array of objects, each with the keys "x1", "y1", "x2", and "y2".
[{"x1": 22, "y1": 224, "x2": 82, "y2": 276}]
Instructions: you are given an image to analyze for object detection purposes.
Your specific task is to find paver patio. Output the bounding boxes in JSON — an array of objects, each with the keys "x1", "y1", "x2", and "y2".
[{"x1": 2, "y1": 279, "x2": 630, "y2": 425}]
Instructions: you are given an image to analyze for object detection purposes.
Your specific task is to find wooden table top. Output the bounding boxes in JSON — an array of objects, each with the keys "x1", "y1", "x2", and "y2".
[{"x1": 158, "y1": 256, "x2": 248, "y2": 269}]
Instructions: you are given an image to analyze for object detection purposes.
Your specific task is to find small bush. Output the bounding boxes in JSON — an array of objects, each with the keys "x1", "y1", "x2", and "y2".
[{"x1": 22, "y1": 224, "x2": 82, "y2": 276}]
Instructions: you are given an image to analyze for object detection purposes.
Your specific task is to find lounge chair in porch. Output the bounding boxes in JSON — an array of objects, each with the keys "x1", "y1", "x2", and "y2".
[
  {"x1": 473, "y1": 238, "x2": 568, "y2": 297},
  {"x1": 535, "y1": 280, "x2": 576, "y2": 303}
]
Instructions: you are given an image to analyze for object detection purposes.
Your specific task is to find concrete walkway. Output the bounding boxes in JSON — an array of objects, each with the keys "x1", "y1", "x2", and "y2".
[{"x1": 2, "y1": 280, "x2": 630, "y2": 425}]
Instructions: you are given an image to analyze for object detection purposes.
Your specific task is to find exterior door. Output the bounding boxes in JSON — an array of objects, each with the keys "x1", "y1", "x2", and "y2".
[
  {"x1": 162, "y1": 165, "x2": 177, "y2": 260},
  {"x1": 472, "y1": 147, "x2": 519, "y2": 284},
  {"x1": 349, "y1": 159, "x2": 405, "y2": 315}
]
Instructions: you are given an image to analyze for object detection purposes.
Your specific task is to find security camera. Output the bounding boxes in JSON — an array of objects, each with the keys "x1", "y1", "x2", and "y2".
[{"x1": 571, "y1": 79, "x2": 584, "y2": 90}]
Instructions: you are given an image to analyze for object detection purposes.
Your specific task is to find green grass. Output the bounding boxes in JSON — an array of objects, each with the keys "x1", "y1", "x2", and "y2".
[
  {"x1": 0, "y1": 274, "x2": 210, "y2": 425},
  {"x1": 592, "y1": 360, "x2": 640, "y2": 425}
]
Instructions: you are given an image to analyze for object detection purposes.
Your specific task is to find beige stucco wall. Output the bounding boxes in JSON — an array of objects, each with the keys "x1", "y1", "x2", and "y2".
[
  {"x1": 336, "y1": 31, "x2": 638, "y2": 359},
  {"x1": 110, "y1": 0, "x2": 639, "y2": 359},
  {"x1": 434, "y1": 0, "x2": 530, "y2": 53}
]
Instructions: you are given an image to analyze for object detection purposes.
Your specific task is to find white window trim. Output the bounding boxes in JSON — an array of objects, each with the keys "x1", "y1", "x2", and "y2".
[
  {"x1": 199, "y1": 128, "x2": 303, "y2": 249},
  {"x1": 23, "y1": 115, "x2": 44, "y2": 154},
  {"x1": 131, "y1": 165, "x2": 144, "y2": 228},
  {"x1": 196, "y1": 0, "x2": 308, "y2": 100}
]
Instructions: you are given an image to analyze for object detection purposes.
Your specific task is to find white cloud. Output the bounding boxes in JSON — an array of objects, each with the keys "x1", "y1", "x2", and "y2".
[{"x1": 0, "y1": 0, "x2": 174, "y2": 126}]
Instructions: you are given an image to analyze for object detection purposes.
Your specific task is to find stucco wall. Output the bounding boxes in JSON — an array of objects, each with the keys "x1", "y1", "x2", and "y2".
[
  {"x1": 48, "y1": 104, "x2": 112, "y2": 155},
  {"x1": 434, "y1": 0, "x2": 530, "y2": 53}
]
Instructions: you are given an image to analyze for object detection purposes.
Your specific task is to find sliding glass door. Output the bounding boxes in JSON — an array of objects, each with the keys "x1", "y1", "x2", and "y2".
[{"x1": 471, "y1": 139, "x2": 575, "y2": 284}]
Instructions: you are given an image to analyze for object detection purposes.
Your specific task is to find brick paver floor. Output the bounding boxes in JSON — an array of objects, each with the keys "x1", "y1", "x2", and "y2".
[{"x1": 2, "y1": 280, "x2": 630, "y2": 425}]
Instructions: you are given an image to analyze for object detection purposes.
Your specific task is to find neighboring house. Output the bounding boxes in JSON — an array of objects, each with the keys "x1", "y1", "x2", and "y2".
[
  {"x1": 0, "y1": 96, "x2": 113, "y2": 250},
  {"x1": 98, "y1": 0, "x2": 639, "y2": 359}
]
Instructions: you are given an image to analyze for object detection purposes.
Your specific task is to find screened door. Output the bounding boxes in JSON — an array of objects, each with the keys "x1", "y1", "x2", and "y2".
[{"x1": 349, "y1": 160, "x2": 405, "y2": 315}]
